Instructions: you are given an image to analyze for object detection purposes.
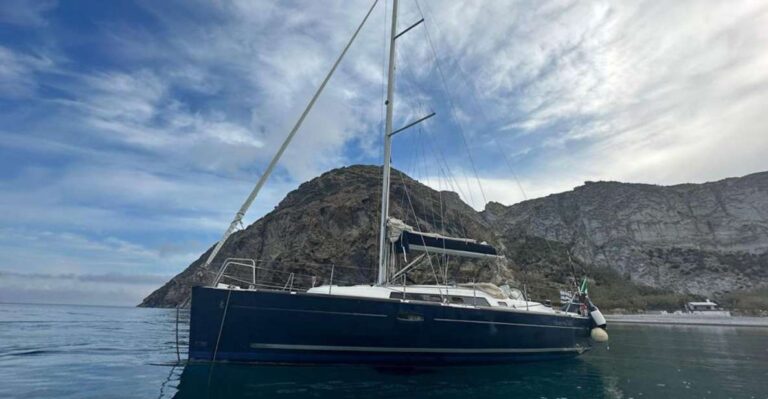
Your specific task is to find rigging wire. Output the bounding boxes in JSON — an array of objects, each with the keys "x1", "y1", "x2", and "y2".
[
  {"x1": 395, "y1": 46, "x2": 470, "y2": 238},
  {"x1": 418, "y1": 131, "x2": 440, "y2": 232},
  {"x1": 388, "y1": 1, "x2": 512, "y2": 288},
  {"x1": 394, "y1": 165, "x2": 443, "y2": 285},
  {"x1": 391, "y1": 44, "x2": 462, "y2": 279},
  {"x1": 395, "y1": 21, "x2": 478, "y2": 210},
  {"x1": 393, "y1": 147, "x2": 447, "y2": 279},
  {"x1": 202, "y1": 0, "x2": 381, "y2": 275},
  {"x1": 384, "y1": 43, "x2": 446, "y2": 281},
  {"x1": 410, "y1": 1, "x2": 533, "y2": 210},
  {"x1": 417, "y1": 0, "x2": 489, "y2": 122},
  {"x1": 415, "y1": 127, "x2": 446, "y2": 276},
  {"x1": 401, "y1": 88, "x2": 457, "y2": 283},
  {"x1": 404, "y1": 1, "x2": 532, "y2": 298},
  {"x1": 415, "y1": 1, "x2": 586, "y2": 295},
  {"x1": 206, "y1": 288, "x2": 232, "y2": 396},
  {"x1": 414, "y1": 0, "x2": 488, "y2": 209}
]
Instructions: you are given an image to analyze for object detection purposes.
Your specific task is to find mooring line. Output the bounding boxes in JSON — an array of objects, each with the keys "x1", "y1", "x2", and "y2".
[
  {"x1": 206, "y1": 289, "x2": 232, "y2": 395},
  {"x1": 175, "y1": 305, "x2": 181, "y2": 363}
]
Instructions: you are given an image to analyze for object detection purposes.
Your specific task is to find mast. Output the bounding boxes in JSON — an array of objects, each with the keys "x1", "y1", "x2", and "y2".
[{"x1": 377, "y1": 0, "x2": 399, "y2": 285}]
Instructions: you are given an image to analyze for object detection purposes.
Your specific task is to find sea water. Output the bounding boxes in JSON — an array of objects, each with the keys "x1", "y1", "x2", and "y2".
[{"x1": 1, "y1": 303, "x2": 766, "y2": 399}]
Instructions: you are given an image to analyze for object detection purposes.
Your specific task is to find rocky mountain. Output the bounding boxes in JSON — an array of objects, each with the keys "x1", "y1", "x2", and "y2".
[
  {"x1": 140, "y1": 166, "x2": 768, "y2": 310},
  {"x1": 483, "y1": 171, "x2": 768, "y2": 296},
  {"x1": 140, "y1": 165, "x2": 508, "y2": 308}
]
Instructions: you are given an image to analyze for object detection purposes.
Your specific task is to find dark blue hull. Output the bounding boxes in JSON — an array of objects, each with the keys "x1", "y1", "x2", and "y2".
[{"x1": 188, "y1": 286, "x2": 593, "y2": 365}]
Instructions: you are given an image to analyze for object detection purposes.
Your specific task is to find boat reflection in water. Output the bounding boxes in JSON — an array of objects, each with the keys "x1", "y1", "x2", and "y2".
[{"x1": 171, "y1": 360, "x2": 606, "y2": 399}]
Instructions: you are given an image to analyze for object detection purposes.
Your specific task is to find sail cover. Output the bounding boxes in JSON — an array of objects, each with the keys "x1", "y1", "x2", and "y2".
[{"x1": 388, "y1": 218, "x2": 501, "y2": 259}]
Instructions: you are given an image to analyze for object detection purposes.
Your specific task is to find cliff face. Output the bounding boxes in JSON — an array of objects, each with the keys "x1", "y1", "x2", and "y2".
[
  {"x1": 140, "y1": 166, "x2": 768, "y2": 308},
  {"x1": 482, "y1": 172, "x2": 768, "y2": 295}
]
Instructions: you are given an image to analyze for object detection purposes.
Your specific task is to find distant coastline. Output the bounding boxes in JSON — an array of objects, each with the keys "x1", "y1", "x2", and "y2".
[{"x1": 605, "y1": 314, "x2": 768, "y2": 327}]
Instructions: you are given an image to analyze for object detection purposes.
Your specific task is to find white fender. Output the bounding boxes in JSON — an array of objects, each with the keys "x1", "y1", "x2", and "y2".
[
  {"x1": 591, "y1": 327, "x2": 609, "y2": 342},
  {"x1": 589, "y1": 307, "x2": 609, "y2": 342},
  {"x1": 590, "y1": 309, "x2": 607, "y2": 327}
]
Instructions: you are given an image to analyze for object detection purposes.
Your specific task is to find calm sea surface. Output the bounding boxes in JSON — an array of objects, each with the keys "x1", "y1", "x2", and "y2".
[{"x1": 1, "y1": 303, "x2": 766, "y2": 399}]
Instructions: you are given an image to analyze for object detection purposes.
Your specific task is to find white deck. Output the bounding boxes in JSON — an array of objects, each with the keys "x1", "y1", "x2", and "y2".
[{"x1": 305, "y1": 284, "x2": 582, "y2": 317}]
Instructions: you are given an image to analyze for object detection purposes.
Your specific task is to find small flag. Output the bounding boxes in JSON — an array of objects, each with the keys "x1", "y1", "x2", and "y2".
[{"x1": 579, "y1": 277, "x2": 589, "y2": 295}]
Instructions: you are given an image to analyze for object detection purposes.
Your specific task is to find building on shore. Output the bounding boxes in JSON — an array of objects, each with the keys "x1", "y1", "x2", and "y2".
[{"x1": 685, "y1": 299, "x2": 731, "y2": 317}]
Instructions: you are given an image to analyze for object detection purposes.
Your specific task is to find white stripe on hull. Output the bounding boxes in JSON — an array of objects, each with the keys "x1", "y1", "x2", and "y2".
[
  {"x1": 249, "y1": 343, "x2": 587, "y2": 354},
  {"x1": 230, "y1": 304, "x2": 587, "y2": 330},
  {"x1": 231, "y1": 304, "x2": 387, "y2": 318},
  {"x1": 433, "y1": 317, "x2": 585, "y2": 330},
  {"x1": 232, "y1": 305, "x2": 584, "y2": 330}
]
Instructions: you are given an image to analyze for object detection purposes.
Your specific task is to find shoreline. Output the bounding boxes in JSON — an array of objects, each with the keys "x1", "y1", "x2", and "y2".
[{"x1": 605, "y1": 314, "x2": 768, "y2": 327}]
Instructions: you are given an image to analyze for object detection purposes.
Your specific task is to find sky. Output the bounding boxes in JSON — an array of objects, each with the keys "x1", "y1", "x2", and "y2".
[{"x1": 1, "y1": 0, "x2": 767, "y2": 306}]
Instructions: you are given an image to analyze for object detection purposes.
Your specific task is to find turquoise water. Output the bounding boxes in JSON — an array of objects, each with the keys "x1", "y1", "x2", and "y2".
[{"x1": 1, "y1": 303, "x2": 766, "y2": 398}]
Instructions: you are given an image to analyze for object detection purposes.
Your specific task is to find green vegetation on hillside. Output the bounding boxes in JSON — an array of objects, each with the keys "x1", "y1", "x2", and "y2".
[
  {"x1": 587, "y1": 267, "x2": 696, "y2": 312},
  {"x1": 719, "y1": 287, "x2": 768, "y2": 316}
]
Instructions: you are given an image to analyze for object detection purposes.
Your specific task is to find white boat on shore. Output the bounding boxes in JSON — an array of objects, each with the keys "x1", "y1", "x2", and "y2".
[{"x1": 684, "y1": 299, "x2": 731, "y2": 317}]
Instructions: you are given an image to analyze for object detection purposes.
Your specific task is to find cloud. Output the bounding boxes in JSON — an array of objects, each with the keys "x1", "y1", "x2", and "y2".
[
  {"x1": 0, "y1": 271, "x2": 169, "y2": 306},
  {"x1": 0, "y1": 0, "x2": 56, "y2": 27},
  {"x1": 0, "y1": 228, "x2": 193, "y2": 275},
  {"x1": 0, "y1": 164, "x2": 300, "y2": 257},
  {"x1": 42, "y1": 69, "x2": 267, "y2": 174},
  {"x1": 87, "y1": 0, "x2": 391, "y2": 180},
  {"x1": 0, "y1": 46, "x2": 54, "y2": 97},
  {"x1": 1, "y1": 0, "x2": 768, "y2": 305},
  {"x1": 0, "y1": 270, "x2": 170, "y2": 285},
  {"x1": 424, "y1": 0, "x2": 768, "y2": 184}
]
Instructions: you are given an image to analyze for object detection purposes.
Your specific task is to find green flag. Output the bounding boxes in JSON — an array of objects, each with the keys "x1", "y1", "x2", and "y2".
[{"x1": 579, "y1": 277, "x2": 589, "y2": 295}]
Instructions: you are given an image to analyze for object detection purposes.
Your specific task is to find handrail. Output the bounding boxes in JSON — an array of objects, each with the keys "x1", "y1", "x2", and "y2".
[
  {"x1": 211, "y1": 257, "x2": 370, "y2": 293},
  {"x1": 212, "y1": 258, "x2": 256, "y2": 287}
]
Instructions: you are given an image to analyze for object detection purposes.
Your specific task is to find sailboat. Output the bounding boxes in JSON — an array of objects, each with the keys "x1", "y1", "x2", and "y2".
[{"x1": 187, "y1": 0, "x2": 608, "y2": 365}]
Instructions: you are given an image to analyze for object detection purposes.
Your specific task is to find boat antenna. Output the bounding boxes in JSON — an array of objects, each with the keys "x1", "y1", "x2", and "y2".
[{"x1": 202, "y1": 0, "x2": 380, "y2": 279}]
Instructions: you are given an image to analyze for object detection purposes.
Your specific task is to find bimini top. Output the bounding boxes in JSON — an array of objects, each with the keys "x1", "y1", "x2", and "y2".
[{"x1": 387, "y1": 218, "x2": 502, "y2": 259}]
